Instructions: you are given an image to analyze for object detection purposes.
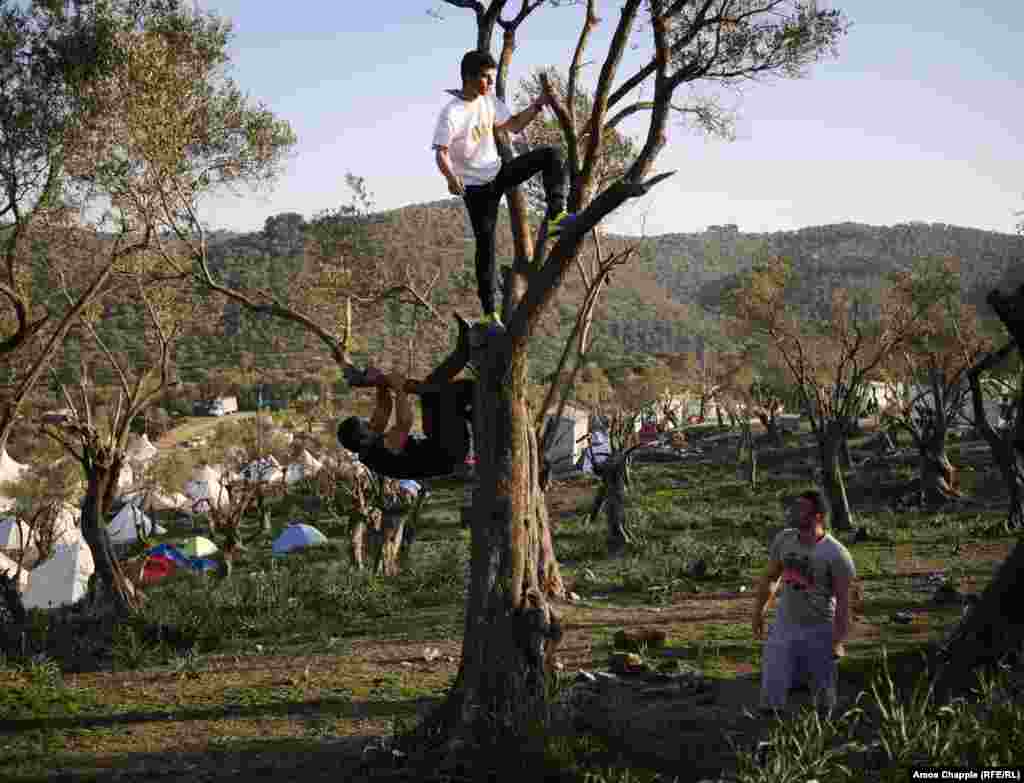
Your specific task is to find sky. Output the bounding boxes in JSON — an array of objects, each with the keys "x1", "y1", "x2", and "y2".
[{"x1": 196, "y1": 0, "x2": 1023, "y2": 238}]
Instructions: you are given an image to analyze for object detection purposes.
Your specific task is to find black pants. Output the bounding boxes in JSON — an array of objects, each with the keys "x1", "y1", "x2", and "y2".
[
  {"x1": 462, "y1": 146, "x2": 567, "y2": 314},
  {"x1": 419, "y1": 379, "x2": 475, "y2": 465}
]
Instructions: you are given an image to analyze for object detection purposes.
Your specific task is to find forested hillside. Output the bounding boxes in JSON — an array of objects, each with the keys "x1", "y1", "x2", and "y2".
[{"x1": 62, "y1": 204, "x2": 1024, "y2": 395}]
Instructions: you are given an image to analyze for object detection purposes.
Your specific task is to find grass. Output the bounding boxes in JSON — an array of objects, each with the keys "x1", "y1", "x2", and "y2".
[{"x1": 0, "y1": 432, "x2": 1021, "y2": 781}]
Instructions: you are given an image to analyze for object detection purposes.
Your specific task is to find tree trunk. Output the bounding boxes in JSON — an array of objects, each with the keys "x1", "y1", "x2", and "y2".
[
  {"x1": 818, "y1": 423, "x2": 854, "y2": 531},
  {"x1": 933, "y1": 287, "x2": 1024, "y2": 700},
  {"x1": 918, "y1": 430, "x2": 960, "y2": 504},
  {"x1": 599, "y1": 456, "x2": 633, "y2": 557},
  {"x1": 969, "y1": 365, "x2": 1024, "y2": 531},
  {"x1": 934, "y1": 535, "x2": 1024, "y2": 700},
  {"x1": 438, "y1": 341, "x2": 564, "y2": 748},
  {"x1": 80, "y1": 470, "x2": 137, "y2": 612}
]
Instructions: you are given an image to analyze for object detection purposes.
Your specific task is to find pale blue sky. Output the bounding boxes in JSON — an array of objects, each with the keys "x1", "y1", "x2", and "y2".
[{"x1": 198, "y1": 1, "x2": 1023, "y2": 237}]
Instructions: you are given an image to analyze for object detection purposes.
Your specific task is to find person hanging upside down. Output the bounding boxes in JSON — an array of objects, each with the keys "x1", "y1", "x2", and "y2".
[{"x1": 338, "y1": 326, "x2": 475, "y2": 480}]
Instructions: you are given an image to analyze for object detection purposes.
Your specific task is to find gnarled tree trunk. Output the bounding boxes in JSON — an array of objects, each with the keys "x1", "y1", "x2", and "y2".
[
  {"x1": 438, "y1": 342, "x2": 564, "y2": 749},
  {"x1": 918, "y1": 428, "x2": 960, "y2": 504},
  {"x1": 934, "y1": 287, "x2": 1024, "y2": 700},
  {"x1": 818, "y1": 422, "x2": 853, "y2": 531},
  {"x1": 80, "y1": 466, "x2": 138, "y2": 612},
  {"x1": 969, "y1": 359, "x2": 1024, "y2": 531}
]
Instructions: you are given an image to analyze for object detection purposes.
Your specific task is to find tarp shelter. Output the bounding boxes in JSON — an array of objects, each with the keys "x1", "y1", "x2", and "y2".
[
  {"x1": 184, "y1": 465, "x2": 230, "y2": 510},
  {"x1": 272, "y1": 523, "x2": 328, "y2": 555},
  {"x1": 179, "y1": 536, "x2": 217, "y2": 558},
  {"x1": 0, "y1": 518, "x2": 35, "y2": 550},
  {"x1": 541, "y1": 403, "x2": 590, "y2": 473},
  {"x1": 579, "y1": 429, "x2": 612, "y2": 474},
  {"x1": 238, "y1": 455, "x2": 284, "y2": 484},
  {"x1": 22, "y1": 538, "x2": 94, "y2": 610},
  {"x1": 0, "y1": 550, "x2": 29, "y2": 592},
  {"x1": 107, "y1": 505, "x2": 166, "y2": 544}
]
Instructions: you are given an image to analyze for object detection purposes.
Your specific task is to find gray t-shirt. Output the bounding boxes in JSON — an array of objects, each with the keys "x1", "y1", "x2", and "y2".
[{"x1": 769, "y1": 529, "x2": 856, "y2": 626}]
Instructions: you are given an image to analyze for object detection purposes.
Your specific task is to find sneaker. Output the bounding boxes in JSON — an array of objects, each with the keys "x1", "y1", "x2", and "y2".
[
  {"x1": 484, "y1": 312, "x2": 505, "y2": 337},
  {"x1": 343, "y1": 365, "x2": 384, "y2": 387},
  {"x1": 546, "y1": 210, "x2": 578, "y2": 238}
]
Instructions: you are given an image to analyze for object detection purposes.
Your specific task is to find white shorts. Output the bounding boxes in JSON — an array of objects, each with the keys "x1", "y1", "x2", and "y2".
[{"x1": 759, "y1": 620, "x2": 836, "y2": 710}]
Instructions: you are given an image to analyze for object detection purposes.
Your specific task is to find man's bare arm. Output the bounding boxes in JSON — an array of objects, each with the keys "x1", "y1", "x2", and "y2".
[
  {"x1": 383, "y1": 373, "x2": 415, "y2": 454},
  {"x1": 832, "y1": 569, "x2": 852, "y2": 648},
  {"x1": 368, "y1": 385, "x2": 392, "y2": 435},
  {"x1": 752, "y1": 558, "x2": 783, "y2": 639},
  {"x1": 494, "y1": 96, "x2": 546, "y2": 137},
  {"x1": 434, "y1": 146, "x2": 464, "y2": 195}
]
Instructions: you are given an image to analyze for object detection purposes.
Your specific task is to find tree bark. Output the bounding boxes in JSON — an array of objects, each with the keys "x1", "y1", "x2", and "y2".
[
  {"x1": 439, "y1": 340, "x2": 564, "y2": 747},
  {"x1": 969, "y1": 360, "x2": 1024, "y2": 531},
  {"x1": 80, "y1": 469, "x2": 137, "y2": 612},
  {"x1": 818, "y1": 423, "x2": 854, "y2": 531},
  {"x1": 934, "y1": 535, "x2": 1024, "y2": 701},
  {"x1": 597, "y1": 456, "x2": 633, "y2": 556},
  {"x1": 918, "y1": 429, "x2": 960, "y2": 504}
]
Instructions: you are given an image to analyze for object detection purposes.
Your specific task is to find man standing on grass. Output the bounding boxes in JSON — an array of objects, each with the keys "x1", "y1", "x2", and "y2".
[
  {"x1": 432, "y1": 49, "x2": 576, "y2": 334},
  {"x1": 752, "y1": 489, "x2": 856, "y2": 713}
]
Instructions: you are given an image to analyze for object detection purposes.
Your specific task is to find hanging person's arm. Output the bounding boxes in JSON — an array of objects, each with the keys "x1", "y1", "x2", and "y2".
[
  {"x1": 383, "y1": 373, "x2": 415, "y2": 454},
  {"x1": 368, "y1": 383, "x2": 393, "y2": 435}
]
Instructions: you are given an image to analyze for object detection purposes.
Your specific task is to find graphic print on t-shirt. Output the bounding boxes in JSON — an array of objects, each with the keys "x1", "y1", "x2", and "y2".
[{"x1": 781, "y1": 552, "x2": 816, "y2": 592}]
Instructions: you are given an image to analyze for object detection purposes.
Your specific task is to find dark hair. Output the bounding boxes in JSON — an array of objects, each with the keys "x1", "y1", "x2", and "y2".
[
  {"x1": 798, "y1": 489, "x2": 831, "y2": 524},
  {"x1": 338, "y1": 417, "x2": 374, "y2": 453},
  {"x1": 461, "y1": 50, "x2": 498, "y2": 82}
]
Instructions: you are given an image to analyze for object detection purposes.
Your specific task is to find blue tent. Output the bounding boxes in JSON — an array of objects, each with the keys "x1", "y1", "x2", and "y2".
[
  {"x1": 145, "y1": 544, "x2": 192, "y2": 569},
  {"x1": 272, "y1": 523, "x2": 328, "y2": 555}
]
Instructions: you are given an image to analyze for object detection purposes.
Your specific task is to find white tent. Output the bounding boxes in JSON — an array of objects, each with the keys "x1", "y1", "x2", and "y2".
[
  {"x1": 124, "y1": 489, "x2": 193, "y2": 515},
  {"x1": 52, "y1": 503, "x2": 82, "y2": 547},
  {"x1": 107, "y1": 505, "x2": 166, "y2": 544},
  {"x1": 126, "y1": 434, "x2": 158, "y2": 464},
  {"x1": 184, "y1": 465, "x2": 230, "y2": 510},
  {"x1": 285, "y1": 450, "x2": 322, "y2": 484},
  {"x1": 0, "y1": 550, "x2": 29, "y2": 592},
  {"x1": 0, "y1": 517, "x2": 35, "y2": 550},
  {"x1": 0, "y1": 449, "x2": 28, "y2": 512},
  {"x1": 22, "y1": 538, "x2": 94, "y2": 610},
  {"x1": 117, "y1": 462, "x2": 135, "y2": 491}
]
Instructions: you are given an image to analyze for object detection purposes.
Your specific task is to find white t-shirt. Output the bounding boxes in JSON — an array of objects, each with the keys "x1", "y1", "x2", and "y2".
[{"x1": 432, "y1": 94, "x2": 512, "y2": 186}]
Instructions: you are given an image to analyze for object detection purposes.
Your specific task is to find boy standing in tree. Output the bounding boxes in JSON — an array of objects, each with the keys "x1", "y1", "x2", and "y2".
[{"x1": 432, "y1": 50, "x2": 576, "y2": 333}]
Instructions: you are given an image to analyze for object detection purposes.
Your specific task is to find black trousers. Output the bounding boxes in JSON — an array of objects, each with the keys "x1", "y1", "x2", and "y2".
[
  {"x1": 419, "y1": 379, "x2": 475, "y2": 465},
  {"x1": 462, "y1": 146, "x2": 567, "y2": 314}
]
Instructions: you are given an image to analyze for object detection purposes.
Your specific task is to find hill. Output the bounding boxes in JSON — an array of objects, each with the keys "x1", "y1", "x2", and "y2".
[{"x1": 55, "y1": 206, "x2": 1024, "y2": 399}]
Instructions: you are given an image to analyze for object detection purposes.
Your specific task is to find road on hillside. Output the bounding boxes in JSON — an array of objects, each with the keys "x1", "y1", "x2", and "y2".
[{"x1": 154, "y1": 411, "x2": 257, "y2": 450}]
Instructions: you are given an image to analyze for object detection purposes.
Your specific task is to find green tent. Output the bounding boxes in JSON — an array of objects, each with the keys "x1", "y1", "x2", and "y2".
[{"x1": 179, "y1": 536, "x2": 218, "y2": 558}]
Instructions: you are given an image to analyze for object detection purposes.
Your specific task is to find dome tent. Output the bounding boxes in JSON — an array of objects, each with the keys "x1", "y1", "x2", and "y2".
[
  {"x1": 22, "y1": 538, "x2": 94, "y2": 610},
  {"x1": 272, "y1": 523, "x2": 328, "y2": 555},
  {"x1": 179, "y1": 536, "x2": 217, "y2": 558},
  {"x1": 107, "y1": 505, "x2": 166, "y2": 544}
]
